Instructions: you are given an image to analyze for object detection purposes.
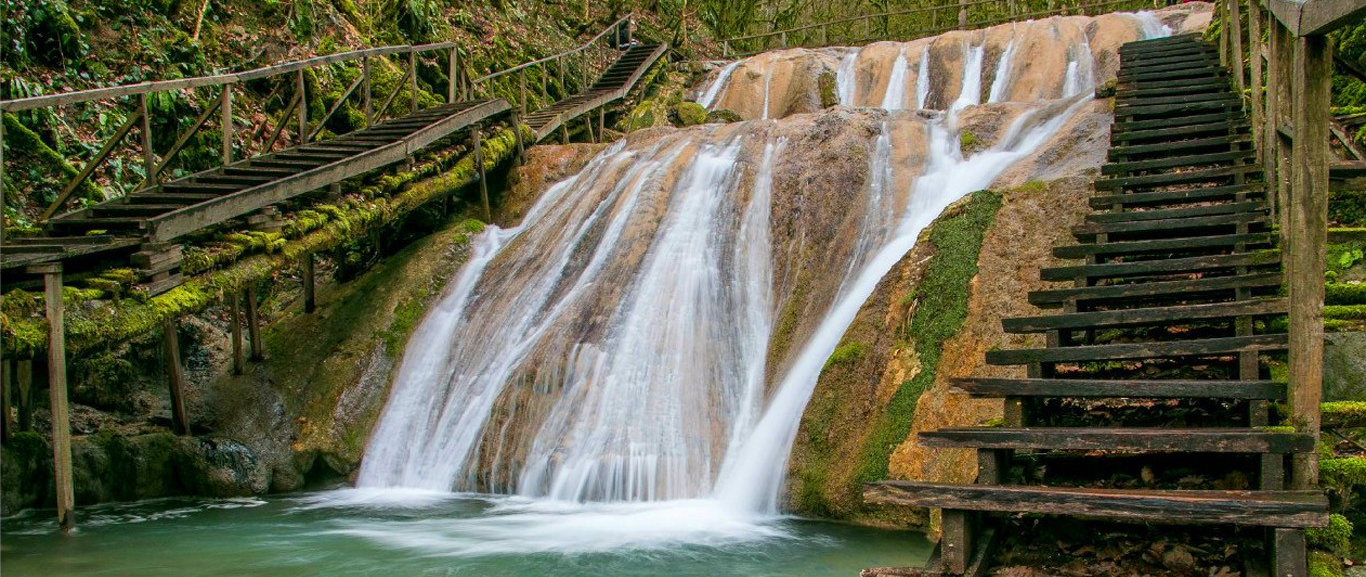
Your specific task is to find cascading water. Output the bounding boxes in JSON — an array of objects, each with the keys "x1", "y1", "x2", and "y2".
[
  {"x1": 881, "y1": 47, "x2": 911, "y2": 110},
  {"x1": 699, "y1": 60, "x2": 741, "y2": 108},
  {"x1": 836, "y1": 50, "x2": 859, "y2": 105},
  {"x1": 351, "y1": 11, "x2": 1185, "y2": 554}
]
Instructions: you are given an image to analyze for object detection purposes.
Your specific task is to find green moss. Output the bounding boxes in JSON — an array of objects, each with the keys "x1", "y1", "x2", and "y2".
[
  {"x1": 959, "y1": 130, "x2": 980, "y2": 154},
  {"x1": 1322, "y1": 457, "x2": 1366, "y2": 495},
  {"x1": 1014, "y1": 180, "x2": 1047, "y2": 194},
  {"x1": 817, "y1": 70, "x2": 839, "y2": 108},
  {"x1": 674, "y1": 102, "x2": 708, "y2": 126},
  {"x1": 1310, "y1": 551, "x2": 1345, "y2": 577},
  {"x1": 1308, "y1": 514, "x2": 1355, "y2": 557},
  {"x1": 706, "y1": 109, "x2": 744, "y2": 123},
  {"x1": 460, "y1": 219, "x2": 486, "y2": 234},
  {"x1": 824, "y1": 341, "x2": 867, "y2": 370},
  {"x1": 851, "y1": 190, "x2": 1004, "y2": 490},
  {"x1": 1323, "y1": 401, "x2": 1366, "y2": 428},
  {"x1": 1327, "y1": 283, "x2": 1366, "y2": 305},
  {"x1": 2, "y1": 113, "x2": 101, "y2": 207}
]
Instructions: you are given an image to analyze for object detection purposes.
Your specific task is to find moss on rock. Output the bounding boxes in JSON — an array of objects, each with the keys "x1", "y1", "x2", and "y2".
[
  {"x1": 706, "y1": 108, "x2": 744, "y2": 123},
  {"x1": 818, "y1": 70, "x2": 839, "y2": 108},
  {"x1": 674, "y1": 101, "x2": 708, "y2": 126}
]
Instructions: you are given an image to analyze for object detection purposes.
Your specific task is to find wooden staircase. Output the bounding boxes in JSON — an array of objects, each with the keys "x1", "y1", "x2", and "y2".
[{"x1": 863, "y1": 33, "x2": 1328, "y2": 577}]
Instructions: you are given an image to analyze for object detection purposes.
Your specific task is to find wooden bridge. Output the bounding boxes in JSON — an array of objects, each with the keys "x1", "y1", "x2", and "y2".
[
  {"x1": 864, "y1": 0, "x2": 1366, "y2": 575},
  {"x1": 0, "y1": 17, "x2": 666, "y2": 532}
]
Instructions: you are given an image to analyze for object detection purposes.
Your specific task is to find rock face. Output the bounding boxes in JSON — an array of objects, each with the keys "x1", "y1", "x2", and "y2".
[{"x1": 1325, "y1": 332, "x2": 1366, "y2": 401}]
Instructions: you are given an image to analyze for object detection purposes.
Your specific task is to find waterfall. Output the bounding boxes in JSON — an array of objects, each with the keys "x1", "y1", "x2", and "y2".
[
  {"x1": 353, "y1": 10, "x2": 1181, "y2": 552},
  {"x1": 915, "y1": 47, "x2": 932, "y2": 109},
  {"x1": 881, "y1": 47, "x2": 910, "y2": 110},
  {"x1": 989, "y1": 35, "x2": 1017, "y2": 103},
  {"x1": 836, "y1": 50, "x2": 859, "y2": 105},
  {"x1": 699, "y1": 61, "x2": 742, "y2": 109}
]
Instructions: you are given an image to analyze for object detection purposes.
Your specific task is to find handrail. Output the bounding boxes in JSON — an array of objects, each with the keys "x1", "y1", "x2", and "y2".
[
  {"x1": 474, "y1": 14, "x2": 632, "y2": 84},
  {"x1": 0, "y1": 42, "x2": 456, "y2": 112}
]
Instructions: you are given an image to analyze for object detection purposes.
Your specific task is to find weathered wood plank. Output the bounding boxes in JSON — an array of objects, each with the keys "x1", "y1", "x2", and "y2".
[
  {"x1": 862, "y1": 482, "x2": 1328, "y2": 527},
  {"x1": 920, "y1": 427, "x2": 1315, "y2": 453},
  {"x1": 950, "y1": 377, "x2": 1287, "y2": 400},
  {"x1": 1053, "y1": 232, "x2": 1274, "y2": 259},
  {"x1": 1094, "y1": 164, "x2": 1262, "y2": 191},
  {"x1": 1084, "y1": 201, "x2": 1265, "y2": 224},
  {"x1": 985, "y1": 333, "x2": 1288, "y2": 365},
  {"x1": 1001, "y1": 297, "x2": 1286, "y2": 333},
  {"x1": 1101, "y1": 150, "x2": 1254, "y2": 176},
  {"x1": 1039, "y1": 250, "x2": 1280, "y2": 281},
  {"x1": 1028, "y1": 272, "x2": 1282, "y2": 309},
  {"x1": 1088, "y1": 183, "x2": 1263, "y2": 209}
]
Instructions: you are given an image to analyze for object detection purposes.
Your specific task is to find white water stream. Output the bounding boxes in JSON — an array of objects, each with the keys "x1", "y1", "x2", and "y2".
[{"x1": 352, "y1": 12, "x2": 1175, "y2": 554}]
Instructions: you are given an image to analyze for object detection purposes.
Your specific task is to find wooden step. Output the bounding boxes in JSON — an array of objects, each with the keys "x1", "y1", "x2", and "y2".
[
  {"x1": 1116, "y1": 82, "x2": 1232, "y2": 100},
  {"x1": 985, "y1": 333, "x2": 1288, "y2": 365},
  {"x1": 920, "y1": 427, "x2": 1314, "y2": 453},
  {"x1": 1114, "y1": 113, "x2": 1244, "y2": 132},
  {"x1": 160, "y1": 182, "x2": 242, "y2": 194},
  {"x1": 1039, "y1": 250, "x2": 1279, "y2": 281},
  {"x1": 248, "y1": 159, "x2": 332, "y2": 170},
  {"x1": 1112, "y1": 93, "x2": 1239, "y2": 109},
  {"x1": 222, "y1": 166, "x2": 294, "y2": 178},
  {"x1": 1121, "y1": 45, "x2": 1214, "y2": 59},
  {"x1": 1117, "y1": 75, "x2": 1229, "y2": 92},
  {"x1": 1093, "y1": 165, "x2": 1261, "y2": 191},
  {"x1": 1119, "y1": 59, "x2": 1222, "y2": 75},
  {"x1": 862, "y1": 482, "x2": 1328, "y2": 528},
  {"x1": 1085, "y1": 201, "x2": 1265, "y2": 224},
  {"x1": 1114, "y1": 99, "x2": 1242, "y2": 119},
  {"x1": 1074, "y1": 211, "x2": 1268, "y2": 237},
  {"x1": 1089, "y1": 183, "x2": 1264, "y2": 209},
  {"x1": 91, "y1": 204, "x2": 184, "y2": 217},
  {"x1": 193, "y1": 174, "x2": 277, "y2": 187},
  {"x1": 1001, "y1": 298, "x2": 1286, "y2": 333},
  {"x1": 1053, "y1": 232, "x2": 1273, "y2": 259},
  {"x1": 48, "y1": 217, "x2": 148, "y2": 231},
  {"x1": 950, "y1": 377, "x2": 1286, "y2": 400},
  {"x1": 1102, "y1": 150, "x2": 1254, "y2": 176},
  {"x1": 126, "y1": 193, "x2": 219, "y2": 204},
  {"x1": 1028, "y1": 272, "x2": 1282, "y2": 309},
  {"x1": 1110, "y1": 120, "x2": 1248, "y2": 144},
  {"x1": 1119, "y1": 66, "x2": 1227, "y2": 83}
]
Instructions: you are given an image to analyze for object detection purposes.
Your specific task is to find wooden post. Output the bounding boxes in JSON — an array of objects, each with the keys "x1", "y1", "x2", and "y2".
[
  {"x1": 1287, "y1": 33, "x2": 1330, "y2": 491},
  {"x1": 409, "y1": 50, "x2": 419, "y2": 115},
  {"x1": 941, "y1": 511, "x2": 974, "y2": 574},
  {"x1": 448, "y1": 47, "x2": 459, "y2": 103},
  {"x1": 230, "y1": 292, "x2": 244, "y2": 375},
  {"x1": 520, "y1": 69, "x2": 528, "y2": 114},
  {"x1": 221, "y1": 84, "x2": 234, "y2": 164},
  {"x1": 958, "y1": 0, "x2": 968, "y2": 29},
  {"x1": 1228, "y1": 0, "x2": 1246, "y2": 98},
  {"x1": 561, "y1": 120, "x2": 570, "y2": 144},
  {"x1": 1271, "y1": 528, "x2": 1308, "y2": 577},
  {"x1": 297, "y1": 70, "x2": 308, "y2": 143},
  {"x1": 139, "y1": 93, "x2": 157, "y2": 184},
  {"x1": 598, "y1": 108, "x2": 606, "y2": 142},
  {"x1": 303, "y1": 253, "x2": 316, "y2": 314},
  {"x1": 585, "y1": 116, "x2": 595, "y2": 143},
  {"x1": 1, "y1": 358, "x2": 12, "y2": 443},
  {"x1": 1219, "y1": 1, "x2": 1229, "y2": 67},
  {"x1": 472, "y1": 126, "x2": 491, "y2": 222},
  {"x1": 1271, "y1": 22, "x2": 1295, "y2": 228},
  {"x1": 16, "y1": 360, "x2": 32, "y2": 432},
  {"x1": 163, "y1": 317, "x2": 190, "y2": 435},
  {"x1": 1248, "y1": 0, "x2": 1265, "y2": 166},
  {"x1": 1, "y1": 110, "x2": 5, "y2": 240},
  {"x1": 512, "y1": 111, "x2": 525, "y2": 165},
  {"x1": 246, "y1": 284, "x2": 263, "y2": 361},
  {"x1": 558, "y1": 58, "x2": 567, "y2": 97},
  {"x1": 30, "y1": 263, "x2": 74, "y2": 533},
  {"x1": 362, "y1": 57, "x2": 373, "y2": 126}
]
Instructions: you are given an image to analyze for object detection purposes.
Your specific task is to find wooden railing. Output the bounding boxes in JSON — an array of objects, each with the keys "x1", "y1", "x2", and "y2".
[
  {"x1": 0, "y1": 15, "x2": 635, "y2": 230},
  {"x1": 1214, "y1": 0, "x2": 1366, "y2": 490},
  {"x1": 719, "y1": 0, "x2": 1166, "y2": 57},
  {"x1": 0, "y1": 42, "x2": 464, "y2": 225},
  {"x1": 470, "y1": 14, "x2": 634, "y2": 116}
]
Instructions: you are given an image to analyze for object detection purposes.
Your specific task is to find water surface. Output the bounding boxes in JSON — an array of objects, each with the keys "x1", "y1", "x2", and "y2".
[{"x1": 2, "y1": 492, "x2": 931, "y2": 577}]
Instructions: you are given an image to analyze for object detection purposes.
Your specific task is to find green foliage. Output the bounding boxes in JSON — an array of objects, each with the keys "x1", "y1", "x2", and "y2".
[
  {"x1": 1322, "y1": 401, "x2": 1366, "y2": 428},
  {"x1": 706, "y1": 108, "x2": 744, "y2": 123},
  {"x1": 1310, "y1": 551, "x2": 1345, "y2": 577},
  {"x1": 1332, "y1": 191, "x2": 1366, "y2": 227},
  {"x1": 817, "y1": 71, "x2": 839, "y2": 108},
  {"x1": 824, "y1": 341, "x2": 867, "y2": 369},
  {"x1": 1321, "y1": 457, "x2": 1366, "y2": 495},
  {"x1": 1308, "y1": 514, "x2": 1355, "y2": 558},
  {"x1": 959, "y1": 129, "x2": 980, "y2": 155},
  {"x1": 851, "y1": 190, "x2": 1003, "y2": 488}
]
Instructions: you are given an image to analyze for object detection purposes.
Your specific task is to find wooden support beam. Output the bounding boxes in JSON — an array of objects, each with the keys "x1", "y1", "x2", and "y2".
[
  {"x1": 222, "y1": 84, "x2": 234, "y2": 164},
  {"x1": 163, "y1": 317, "x2": 190, "y2": 435},
  {"x1": 1, "y1": 358, "x2": 11, "y2": 442},
  {"x1": 1271, "y1": 20, "x2": 1296, "y2": 227},
  {"x1": 139, "y1": 92, "x2": 158, "y2": 184},
  {"x1": 40, "y1": 111, "x2": 141, "y2": 221},
  {"x1": 941, "y1": 511, "x2": 973, "y2": 574},
  {"x1": 1271, "y1": 528, "x2": 1308, "y2": 577},
  {"x1": 297, "y1": 70, "x2": 308, "y2": 144},
  {"x1": 448, "y1": 46, "x2": 459, "y2": 103},
  {"x1": 230, "y1": 292, "x2": 244, "y2": 375},
  {"x1": 362, "y1": 57, "x2": 373, "y2": 126},
  {"x1": 598, "y1": 108, "x2": 606, "y2": 141},
  {"x1": 409, "y1": 50, "x2": 419, "y2": 115},
  {"x1": 1250, "y1": 0, "x2": 1266, "y2": 165},
  {"x1": 247, "y1": 284, "x2": 263, "y2": 361},
  {"x1": 303, "y1": 253, "x2": 316, "y2": 314},
  {"x1": 1287, "y1": 33, "x2": 1330, "y2": 490},
  {"x1": 1229, "y1": 0, "x2": 1247, "y2": 97},
  {"x1": 472, "y1": 126, "x2": 490, "y2": 222},
  {"x1": 512, "y1": 111, "x2": 525, "y2": 165},
  {"x1": 29, "y1": 262, "x2": 74, "y2": 533},
  {"x1": 16, "y1": 360, "x2": 32, "y2": 432}
]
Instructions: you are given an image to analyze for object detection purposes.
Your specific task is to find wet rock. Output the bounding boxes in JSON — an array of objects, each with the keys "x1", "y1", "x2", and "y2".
[
  {"x1": 673, "y1": 101, "x2": 708, "y2": 126},
  {"x1": 1325, "y1": 332, "x2": 1366, "y2": 401}
]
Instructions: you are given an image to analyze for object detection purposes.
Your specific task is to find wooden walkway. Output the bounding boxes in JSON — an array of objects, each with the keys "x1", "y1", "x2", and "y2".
[
  {"x1": 863, "y1": 33, "x2": 1329, "y2": 577},
  {"x1": 0, "y1": 43, "x2": 666, "y2": 292}
]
